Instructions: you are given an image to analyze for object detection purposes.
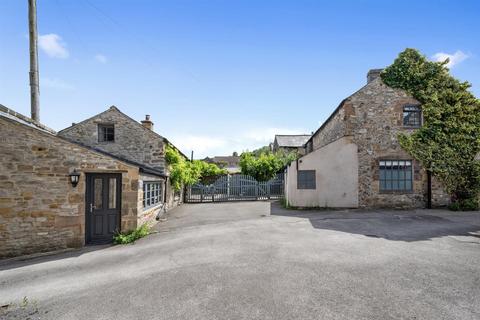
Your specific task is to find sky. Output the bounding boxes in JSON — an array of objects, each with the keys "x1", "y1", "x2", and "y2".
[{"x1": 1, "y1": 0, "x2": 479, "y2": 159}]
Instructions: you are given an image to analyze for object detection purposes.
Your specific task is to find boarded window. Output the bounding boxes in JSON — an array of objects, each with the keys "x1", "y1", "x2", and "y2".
[
  {"x1": 379, "y1": 160, "x2": 413, "y2": 192},
  {"x1": 143, "y1": 181, "x2": 163, "y2": 208},
  {"x1": 403, "y1": 105, "x2": 421, "y2": 127},
  {"x1": 297, "y1": 170, "x2": 316, "y2": 189},
  {"x1": 98, "y1": 124, "x2": 115, "y2": 142}
]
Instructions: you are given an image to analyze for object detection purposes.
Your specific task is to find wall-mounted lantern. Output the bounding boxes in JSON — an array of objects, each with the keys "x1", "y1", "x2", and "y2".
[{"x1": 69, "y1": 169, "x2": 81, "y2": 187}]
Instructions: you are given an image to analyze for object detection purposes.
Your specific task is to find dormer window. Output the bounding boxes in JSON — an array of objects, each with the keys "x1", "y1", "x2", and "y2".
[
  {"x1": 403, "y1": 105, "x2": 422, "y2": 128},
  {"x1": 98, "y1": 124, "x2": 114, "y2": 142}
]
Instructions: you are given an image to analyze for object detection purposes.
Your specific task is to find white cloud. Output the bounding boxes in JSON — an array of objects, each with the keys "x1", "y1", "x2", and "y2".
[
  {"x1": 41, "y1": 77, "x2": 74, "y2": 90},
  {"x1": 170, "y1": 127, "x2": 309, "y2": 159},
  {"x1": 38, "y1": 34, "x2": 69, "y2": 59},
  {"x1": 431, "y1": 50, "x2": 469, "y2": 68},
  {"x1": 95, "y1": 54, "x2": 107, "y2": 63}
]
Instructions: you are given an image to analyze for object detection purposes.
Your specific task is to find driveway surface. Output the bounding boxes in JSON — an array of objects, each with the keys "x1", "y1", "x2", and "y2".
[{"x1": 1, "y1": 202, "x2": 480, "y2": 320}]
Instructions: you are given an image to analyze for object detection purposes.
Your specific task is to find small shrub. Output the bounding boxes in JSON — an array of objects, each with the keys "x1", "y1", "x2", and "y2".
[
  {"x1": 113, "y1": 223, "x2": 150, "y2": 244},
  {"x1": 448, "y1": 198, "x2": 479, "y2": 211},
  {"x1": 448, "y1": 202, "x2": 461, "y2": 211}
]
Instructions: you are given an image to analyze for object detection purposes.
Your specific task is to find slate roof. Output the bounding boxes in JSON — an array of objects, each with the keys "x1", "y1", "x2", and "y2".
[
  {"x1": 275, "y1": 134, "x2": 312, "y2": 148},
  {"x1": 206, "y1": 156, "x2": 240, "y2": 166}
]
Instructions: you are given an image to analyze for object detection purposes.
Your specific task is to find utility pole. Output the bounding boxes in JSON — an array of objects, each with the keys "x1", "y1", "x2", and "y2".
[{"x1": 28, "y1": 0, "x2": 40, "y2": 121}]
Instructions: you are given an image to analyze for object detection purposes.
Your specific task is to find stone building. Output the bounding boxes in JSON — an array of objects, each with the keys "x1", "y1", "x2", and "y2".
[
  {"x1": 273, "y1": 134, "x2": 311, "y2": 155},
  {"x1": 285, "y1": 69, "x2": 450, "y2": 209},
  {"x1": 58, "y1": 106, "x2": 187, "y2": 210},
  {"x1": 0, "y1": 105, "x2": 184, "y2": 258}
]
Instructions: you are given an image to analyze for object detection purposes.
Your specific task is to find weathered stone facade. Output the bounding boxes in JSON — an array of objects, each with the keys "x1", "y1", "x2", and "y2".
[
  {"x1": 0, "y1": 111, "x2": 144, "y2": 258},
  {"x1": 304, "y1": 73, "x2": 450, "y2": 208},
  {"x1": 58, "y1": 106, "x2": 166, "y2": 172},
  {"x1": 58, "y1": 106, "x2": 185, "y2": 213}
]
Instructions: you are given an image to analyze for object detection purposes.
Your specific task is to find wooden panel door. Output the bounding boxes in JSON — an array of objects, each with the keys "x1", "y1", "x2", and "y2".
[{"x1": 85, "y1": 173, "x2": 122, "y2": 244}]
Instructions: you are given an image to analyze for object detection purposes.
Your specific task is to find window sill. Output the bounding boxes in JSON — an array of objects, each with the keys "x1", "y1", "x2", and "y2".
[
  {"x1": 379, "y1": 190, "x2": 413, "y2": 194},
  {"x1": 143, "y1": 203, "x2": 164, "y2": 211}
]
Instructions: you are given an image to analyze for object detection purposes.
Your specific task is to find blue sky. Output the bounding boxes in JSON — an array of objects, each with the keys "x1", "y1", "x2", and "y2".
[{"x1": 1, "y1": 0, "x2": 479, "y2": 158}]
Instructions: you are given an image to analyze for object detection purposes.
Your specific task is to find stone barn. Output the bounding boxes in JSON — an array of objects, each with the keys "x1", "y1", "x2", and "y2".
[{"x1": 285, "y1": 69, "x2": 450, "y2": 209}]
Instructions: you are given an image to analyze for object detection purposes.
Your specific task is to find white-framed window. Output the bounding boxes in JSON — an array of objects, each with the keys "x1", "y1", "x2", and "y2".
[
  {"x1": 379, "y1": 160, "x2": 413, "y2": 192},
  {"x1": 143, "y1": 181, "x2": 163, "y2": 208}
]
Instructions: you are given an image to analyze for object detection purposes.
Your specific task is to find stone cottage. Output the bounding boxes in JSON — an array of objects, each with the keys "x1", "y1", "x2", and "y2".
[
  {"x1": 285, "y1": 69, "x2": 450, "y2": 209},
  {"x1": 58, "y1": 106, "x2": 187, "y2": 210},
  {"x1": 0, "y1": 105, "x2": 184, "y2": 258}
]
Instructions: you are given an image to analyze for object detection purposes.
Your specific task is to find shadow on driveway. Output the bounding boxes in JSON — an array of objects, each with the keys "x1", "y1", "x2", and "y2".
[
  {"x1": 270, "y1": 201, "x2": 480, "y2": 242},
  {"x1": 0, "y1": 244, "x2": 111, "y2": 271}
]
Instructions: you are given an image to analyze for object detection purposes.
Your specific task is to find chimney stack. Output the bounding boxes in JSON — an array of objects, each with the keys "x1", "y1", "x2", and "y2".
[
  {"x1": 141, "y1": 115, "x2": 154, "y2": 130},
  {"x1": 367, "y1": 69, "x2": 383, "y2": 84}
]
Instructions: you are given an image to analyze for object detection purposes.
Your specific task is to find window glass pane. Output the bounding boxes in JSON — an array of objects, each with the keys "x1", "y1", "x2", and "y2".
[
  {"x1": 391, "y1": 170, "x2": 398, "y2": 180},
  {"x1": 380, "y1": 169, "x2": 386, "y2": 180},
  {"x1": 108, "y1": 178, "x2": 117, "y2": 209},
  {"x1": 405, "y1": 170, "x2": 412, "y2": 180},
  {"x1": 405, "y1": 180, "x2": 412, "y2": 190},
  {"x1": 380, "y1": 180, "x2": 386, "y2": 190},
  {"x1": 385, "y1": 180, "x2": 392, "y2": 190},
  {"x1": 94, "y1": 178, "x2": 103, "y2": 209}
]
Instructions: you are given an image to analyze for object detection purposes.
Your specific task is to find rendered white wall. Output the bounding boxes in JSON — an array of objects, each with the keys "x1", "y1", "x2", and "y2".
[{"x1": 285, "y1": 136, "x2": 358, "y2": 208}]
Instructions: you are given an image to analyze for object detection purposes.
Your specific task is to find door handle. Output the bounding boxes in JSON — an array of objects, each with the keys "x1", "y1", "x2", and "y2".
[{"x1": 90, "y1": 203, "x2": 96, "y2": 213}]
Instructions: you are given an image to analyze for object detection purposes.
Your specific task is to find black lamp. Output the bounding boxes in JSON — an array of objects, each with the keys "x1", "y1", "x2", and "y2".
[{"x1": 69, "y1": 169, "x2": 80, "y2": 187}]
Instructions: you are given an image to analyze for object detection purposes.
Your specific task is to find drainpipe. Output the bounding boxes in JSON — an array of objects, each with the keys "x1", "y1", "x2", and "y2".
[{"x1": 427, "y1": 170, "x2": 432, "y2": 209}]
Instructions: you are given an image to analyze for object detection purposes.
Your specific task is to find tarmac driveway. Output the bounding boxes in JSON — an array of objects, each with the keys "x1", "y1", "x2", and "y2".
[{"x1": 1, "y1": 202, "x2": 480, "y2": 320}]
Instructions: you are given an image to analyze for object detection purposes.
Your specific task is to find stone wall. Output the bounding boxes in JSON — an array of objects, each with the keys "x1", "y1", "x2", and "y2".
[
  {"x1": 0, "y1": 116, "x2": 141, "y2": 258},
  {"x1": 311, "y1": 104, "x2": 347, "y2": 150},
  {"x1": 58, "y1": 106, "x2": 166, "y2": 172}
]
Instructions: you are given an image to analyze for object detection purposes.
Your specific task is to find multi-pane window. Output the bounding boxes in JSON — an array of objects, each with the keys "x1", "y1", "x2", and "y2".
[
  {"x1": 379, "y1": 160, "x2": 413, "y2": 192},
  {"x1": 98, "y1": 124, "x2": 115, "y2": 142},
  {"x1": 143, "y1": 181, "x2": 163, "y2": 208},
  {"x1": 403, "y1": 105, "x2": 422, "y2": 127},
  {"x1": 297, "y1": 170, "x2": 316, "y2": 189}
]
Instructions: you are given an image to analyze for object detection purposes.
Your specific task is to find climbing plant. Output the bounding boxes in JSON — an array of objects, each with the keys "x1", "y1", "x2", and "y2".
[
  {"x1": 165, "y1": 145, "x2": 227, "y2": 190},
  {"x1": 381, "y1": 48, "x2": 480, "y2": 210}
]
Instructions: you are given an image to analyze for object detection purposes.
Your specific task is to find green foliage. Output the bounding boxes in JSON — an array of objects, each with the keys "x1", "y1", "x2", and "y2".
[
  {"x1": 239, "y1": 149, "x2": 297, "y2": 181},
  {"x1": 448, "y1": 198, "x2": 479, "y2": 211},
  {"x1": 381, "y1": 48, "x2": 480, "y2": 209},
  {"x1": 165, "y1": 145, "x2": 227, "y2": 190},
  {"x1": 113, "y1": 223, "x2": 150, "y2": 244}
]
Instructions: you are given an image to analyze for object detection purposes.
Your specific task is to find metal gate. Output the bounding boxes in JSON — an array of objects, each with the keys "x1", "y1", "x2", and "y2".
[{"x1": 185, "y1": 173, "x2": 284, "y2": 203}]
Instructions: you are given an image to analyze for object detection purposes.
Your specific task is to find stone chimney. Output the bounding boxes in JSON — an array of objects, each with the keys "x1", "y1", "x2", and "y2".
[
  {"x1": 141, "y1": 115, "x2": 154, "y2": 130},
  {"x1": 367, "y1": 69, "x2": 383, "y2": 84}
]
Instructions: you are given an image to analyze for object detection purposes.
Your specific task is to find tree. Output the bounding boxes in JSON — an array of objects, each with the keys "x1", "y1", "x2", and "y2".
[
  {"x1": 239, "y1": 150, "x2": 296, "y2": 181},
  {"x1": 165, "y1": 145, "x2": 227, "y2": 190},
  {"x1": 381, "y1": 48, "x2": 480, "y2": 210}
]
